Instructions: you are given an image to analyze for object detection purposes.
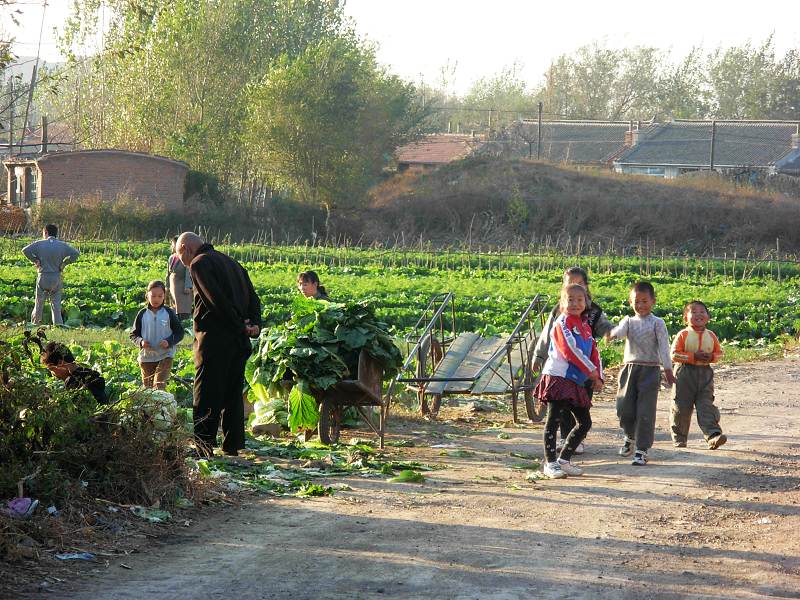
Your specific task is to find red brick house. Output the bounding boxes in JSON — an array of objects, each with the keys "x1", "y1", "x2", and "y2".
[
  {"x1": 2, "y1": 150, "x2": 189, "y2": 210},
  {"x1": 395, "y1": 134, "x2": 485, "y2": 172}
]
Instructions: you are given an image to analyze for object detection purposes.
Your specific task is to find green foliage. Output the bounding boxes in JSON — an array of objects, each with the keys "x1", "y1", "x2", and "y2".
[
  {"x1": 246, "y1": 36, "x2": 418, "y2": 208},
  {"x1": 387, "y1": 469, "x2": 425, "y2": 483},
  {"x1": 247, "y1": 296, "x2": 404, "y2": 431},
  {"x1": 0, "y1": 330, "x2": 193, "y2": 504},
  {"x1": 287, "y1": 381, "x2": 319, "y2": 433},
  {"x1": 2, "y1": 237, "x2": 797, "y2": 353},
  {"x1": 48, "y1": 0, "x2": 420, "y2": 209}
]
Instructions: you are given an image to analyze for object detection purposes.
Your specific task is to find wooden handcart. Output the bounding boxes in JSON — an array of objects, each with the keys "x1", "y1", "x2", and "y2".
[
  {"x1": 315, "y1": 350, "x2": 390, "y2": 448},
  {"x1": 392, "y1": 292, "x2": 548, "y2": 423}
]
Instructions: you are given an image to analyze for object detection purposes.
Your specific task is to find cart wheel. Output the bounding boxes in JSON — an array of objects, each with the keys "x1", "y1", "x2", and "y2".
[
  {"x1": 523, "y1": 370, "x2": 544, "y2": 423},
  {"x1": 524, "y1": 388, "x2": 545, "y2": 422},
  {"x1": 417, "y1": 337, "x2": 443, "y2": 417},
  {"x1": 318, "y1": 398, "x2": 342, "y2": 445},
  {"x1": 423, "y1": 394, "x2": 442, "y2": 419}
]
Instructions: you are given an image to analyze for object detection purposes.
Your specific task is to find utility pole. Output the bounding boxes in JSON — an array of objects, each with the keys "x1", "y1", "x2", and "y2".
[
  {"x1": 7, "y1": 79, "x2": 14, "y2": 156},
  {"x1": 709, "y1": 120, "x2": 717, "y2": 171},
  {"x1": 40, "y1": 115, "x2": 48, "y2": 154},
  {"x1": 537, "y1": 101, "x2": 543, "y2": 160}
]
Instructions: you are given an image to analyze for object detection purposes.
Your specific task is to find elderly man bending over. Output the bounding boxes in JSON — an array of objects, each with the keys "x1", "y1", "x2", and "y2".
[{"x1": 176, "y1": 232, "x2": 261, "y2": 457}]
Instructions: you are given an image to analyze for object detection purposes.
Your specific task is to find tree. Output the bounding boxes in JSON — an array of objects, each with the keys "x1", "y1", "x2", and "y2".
[
  {"x1": 539, "y1": 43, "x2": 663, "y2": 121},
  {"x1": 53, "y1": 0, "x2": 348, "y2": 186},
  {"x1": 246, "y1": 36, "x2": 419, "y2": 214},
  {"x1": 459, "y1": 63, "x2": 538, "y2": 133},
  {"x1": 707, "y1": 37, "x2": 783, "y2": 119},
  {"x1": 654, "y1": 47, "x2": 711, "y2": 120}
]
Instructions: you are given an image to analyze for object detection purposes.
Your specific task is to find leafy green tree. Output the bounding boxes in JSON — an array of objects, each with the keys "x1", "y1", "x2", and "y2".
[
  {"x1": 246, "y1": 36, "x2": 419, "y2": 213},
  {"x1": 707, "y1": 37, "x2": 783, "y2": 119},
  {"x1": 654, "y1": 47, "x2": 711, "y2": 119},
  {"x1": 53, "y1": 0, "x2": 348, "y2": 186},
  {"x1": 460, "y1": 63, "x2": 538, "y2": 132},
  {"x1": 540, "y1": 43, "x2": 663, "y2": 121}
]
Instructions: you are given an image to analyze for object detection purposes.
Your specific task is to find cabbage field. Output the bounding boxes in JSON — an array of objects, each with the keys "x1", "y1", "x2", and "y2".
[{"x1": 1, "y1": 237, "x2": 798, "y2": 360}]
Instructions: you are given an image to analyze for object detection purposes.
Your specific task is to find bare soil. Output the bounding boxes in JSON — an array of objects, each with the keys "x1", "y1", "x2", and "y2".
[{"x1": 15, "y1": 358, "x2": 800, "y2": 599}]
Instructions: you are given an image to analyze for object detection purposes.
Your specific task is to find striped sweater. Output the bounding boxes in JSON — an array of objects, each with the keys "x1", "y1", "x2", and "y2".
[{"x1": 671, "y1": 326, "x2": 722, "y2": 366}]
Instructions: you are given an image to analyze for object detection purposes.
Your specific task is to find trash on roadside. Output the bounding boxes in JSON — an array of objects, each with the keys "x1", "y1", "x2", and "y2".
[
  {"x1": 2, "y1": 497, "x2": 39, "y2": 519},
  {"x1": 756, "y1": 517, "x2": 772, "y2": 525},
  {"x1": 55, "y1": 552, "x2": 96, "y2": 561},
  {"x1": 46, "y1": 505, "x2": 58, "y2": 516},
  {"x1": 526, "y1": 470, "x2": 547, "y2": 482},
  {"x1": 174, "y1": 497, "x2": 194, "y2": 509},
  {"x1": 130, "y1": 506, "x2": 171, "y2": 523}
]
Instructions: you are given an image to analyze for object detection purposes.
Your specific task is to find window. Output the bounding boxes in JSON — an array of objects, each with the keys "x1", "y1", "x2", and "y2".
[
  {"x1": 25, "y1": 167, "x2": 37, "y2": 204},
  {"x1": 628, "y1": 166, "x2": 665, "y2": 177}
]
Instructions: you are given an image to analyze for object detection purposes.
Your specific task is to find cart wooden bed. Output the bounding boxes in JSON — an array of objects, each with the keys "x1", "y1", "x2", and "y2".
[{"x1": 391, "y1": 292, "x2": 549, "y2": 423}]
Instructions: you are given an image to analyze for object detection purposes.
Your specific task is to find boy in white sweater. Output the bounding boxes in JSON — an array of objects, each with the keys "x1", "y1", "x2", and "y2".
[{"x1": 608, "y1": 281, "x2": 675, "y2": 466}]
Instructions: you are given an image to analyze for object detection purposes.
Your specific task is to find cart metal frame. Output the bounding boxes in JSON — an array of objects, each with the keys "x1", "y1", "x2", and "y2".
[
  {"x1": 316, "y1": 350, "x2": 390, "y2": 448},
  {"x1": 391, "y1": 292, "x2": 549, "y2": 423}
]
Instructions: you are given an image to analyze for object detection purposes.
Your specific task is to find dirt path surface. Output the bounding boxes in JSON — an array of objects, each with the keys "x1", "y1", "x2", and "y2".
[{"x1": 45, "y1": 359, "x2": 800, "y2": 599}]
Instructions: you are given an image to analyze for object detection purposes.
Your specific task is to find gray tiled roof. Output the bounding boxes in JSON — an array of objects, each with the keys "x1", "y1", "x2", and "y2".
[
  {"x1": 510, "y1": 121, "x2": 630, "y2": 164},
  {"x1": 616, "y1": 121, "x2": 799, "y2": 167}
]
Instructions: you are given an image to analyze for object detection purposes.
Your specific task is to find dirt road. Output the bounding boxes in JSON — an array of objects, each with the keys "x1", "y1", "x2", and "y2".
[{"x1": 50, "y1": 359, "x2": 800, "y2": 599}]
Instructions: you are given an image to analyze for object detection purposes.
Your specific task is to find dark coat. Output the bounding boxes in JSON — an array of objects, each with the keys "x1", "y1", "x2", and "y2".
[{"x1": 189, "y1": 243, "x2": 261, "y2": 346}]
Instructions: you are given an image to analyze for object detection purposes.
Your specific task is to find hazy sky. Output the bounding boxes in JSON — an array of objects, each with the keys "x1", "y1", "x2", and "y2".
[{"x1": 5, "y1": 0, "x2": 800, "y2": 94}]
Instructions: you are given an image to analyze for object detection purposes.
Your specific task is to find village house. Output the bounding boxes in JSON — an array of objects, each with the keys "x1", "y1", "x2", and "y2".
[
  {"x1": 2, "y1": 149, "x2": 189, "y2": 210},
  {"x1": 613, "y1": 120, "x2": 800, "y2": 178},
  {"x1": 506, "y1": 120, "x2": 633, "y2": 167},
  {"x1": 394, "y1": 133, "x2": 485, "y2": 172}
]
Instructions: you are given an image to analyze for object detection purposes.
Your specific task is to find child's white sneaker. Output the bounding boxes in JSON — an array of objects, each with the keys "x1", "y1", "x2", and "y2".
[
  {"x1": 543, "y1": 461, "x2": 566, "y2": 479},
  {"x1": 574, "y1": 441, "x2": 586, "y2": 455},
  {"x1": 618, "y1": 438, "x2": 634, "y2": 457},
  {"x1": 631, "y1": 450, "x2": 648, "y2": 466},
  {"x1": 557, "y1": 458, "x2": 583, "y2": 476}
]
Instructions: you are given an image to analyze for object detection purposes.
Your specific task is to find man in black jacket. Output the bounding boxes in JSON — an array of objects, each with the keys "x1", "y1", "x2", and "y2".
[{"x1": 176, "y1": 232, "x2": 261, "y2": 457}]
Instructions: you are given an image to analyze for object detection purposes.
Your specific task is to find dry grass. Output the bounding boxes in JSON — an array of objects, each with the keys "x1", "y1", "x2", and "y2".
[{"x1": 358, "y1": 157, "x2": 800, "y2": 253}]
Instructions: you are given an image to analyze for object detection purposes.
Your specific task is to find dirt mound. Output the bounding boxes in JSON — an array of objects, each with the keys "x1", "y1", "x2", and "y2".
[{"x1": 348, "y1": 157, "x2": 800, "y2": 253}]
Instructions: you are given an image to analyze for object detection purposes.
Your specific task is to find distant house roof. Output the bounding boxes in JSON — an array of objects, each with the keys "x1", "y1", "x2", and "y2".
[
  {"x1": 616, "y1": 121, "x2": 800, "y2": 168},
  {"x1": 395, "y1": 134, "x2": 484, "y2": 166},
  {"x1": 510, "y1": 121, "x2": 631, "y2": 164}
]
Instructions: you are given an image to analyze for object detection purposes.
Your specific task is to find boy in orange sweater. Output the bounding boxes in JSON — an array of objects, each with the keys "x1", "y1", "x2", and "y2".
[{"x1": 670, "y1": 301, "x2": 726, "y2": 450}]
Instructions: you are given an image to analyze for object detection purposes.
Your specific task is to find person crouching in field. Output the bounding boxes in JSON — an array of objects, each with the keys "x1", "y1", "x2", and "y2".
[
  {"x1": 670, "y1": 301, "x2": 727, "y2": 450},
  {"x1": 608, "y1": 281, "x2": 675, "y2": 466},
  {"x1": 534, "y1": 283, "x2": 604, "y2": 479},
  {"x1": 41, "y1": 341, "x2": 109, "y2": 405},
  {"x1": 130, "y1": 280, "x2": 184, "y2": 390}
]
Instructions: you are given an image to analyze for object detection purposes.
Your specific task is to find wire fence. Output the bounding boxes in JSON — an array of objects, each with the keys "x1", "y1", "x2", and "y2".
[{"x1": 3, "y1": 233, "x2": 797, "y2": 283}]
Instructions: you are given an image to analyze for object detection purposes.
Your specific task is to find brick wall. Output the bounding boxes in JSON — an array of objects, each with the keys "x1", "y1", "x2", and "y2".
[{"x1": 37, "y1": 150, "x2": 188, "y2": 210}]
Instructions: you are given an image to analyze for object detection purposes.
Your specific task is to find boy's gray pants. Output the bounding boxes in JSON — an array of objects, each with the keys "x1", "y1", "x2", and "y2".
[
  {"x1": 616, "y1": 364, "x2": 661, "y2": 451},
  {"x1": 671, "y1": 363, "x2": 722, "y2": 443},
  {"x1": 32, "y1": 272, "x2": 63, "y2": 325}
]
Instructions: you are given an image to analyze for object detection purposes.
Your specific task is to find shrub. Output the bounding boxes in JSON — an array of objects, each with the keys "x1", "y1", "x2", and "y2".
[
  {"x1": 0, "y1": 205, "x2": 26, "y2": 233},
  {"x1": 0, "y1": 330, "x2": 195, "y2": 507}
]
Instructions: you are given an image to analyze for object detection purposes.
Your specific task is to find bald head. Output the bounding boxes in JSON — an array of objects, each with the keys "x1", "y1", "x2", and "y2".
[{"x1": 176, "y1": 232, "x2": 204, "y2": 266}]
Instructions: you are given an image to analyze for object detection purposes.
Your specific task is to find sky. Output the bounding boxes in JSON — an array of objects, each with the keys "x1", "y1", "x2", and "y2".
[{"x1": 4, "y1": 0, "x2": 800, "y2": 94}]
